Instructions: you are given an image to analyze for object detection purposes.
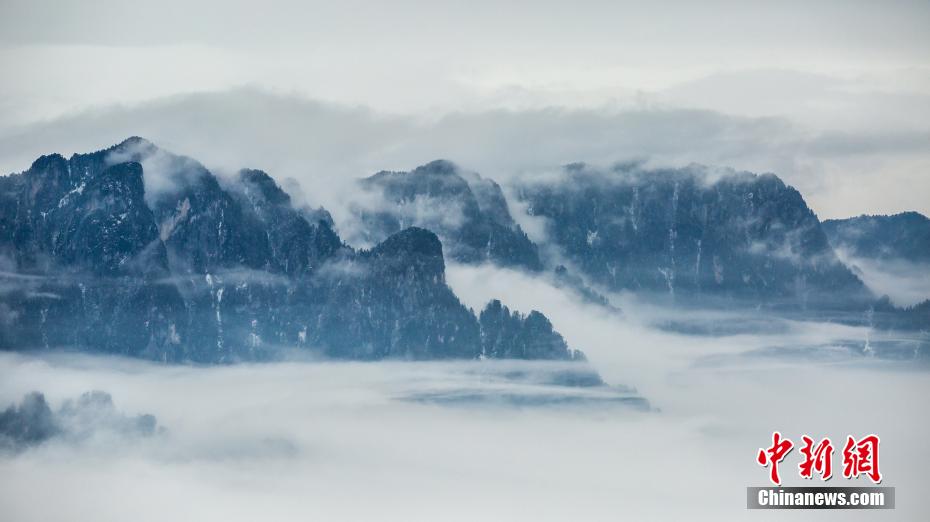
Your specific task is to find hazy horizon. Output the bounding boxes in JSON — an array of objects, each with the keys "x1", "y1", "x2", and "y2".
[{"x1": 1, "y1": 0, "x2": 929, "y2": 219}]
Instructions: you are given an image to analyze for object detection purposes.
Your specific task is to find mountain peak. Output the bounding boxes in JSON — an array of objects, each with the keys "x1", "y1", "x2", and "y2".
[
  {"x1": 413, "y1": 159, "x2": 459, "y2": 175},
  {"x1": 27, "y1": 153, "x2": 68, "y2": 173},
  {"x1": 105, "y1": 136, "x2": 158, "y2": 159},
  {"x1": 370, "y1": 227, "x2": 444, "y2": 259},
  {"x1": 238, "y1": 168, "x2": 291, "y2": 206},
  {"x1": 117, "y1": 136, "x2": 153, "y2": 148}
]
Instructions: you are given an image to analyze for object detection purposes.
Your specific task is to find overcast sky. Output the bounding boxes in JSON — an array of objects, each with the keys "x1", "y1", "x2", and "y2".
[{"x1": 0, "y1": 0, "x2": 928, "y2": 218}]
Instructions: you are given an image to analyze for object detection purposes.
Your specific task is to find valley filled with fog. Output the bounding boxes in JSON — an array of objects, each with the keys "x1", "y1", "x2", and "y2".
[{"x1": 1, "y1": 263, "x2": 926, "y2": 521}]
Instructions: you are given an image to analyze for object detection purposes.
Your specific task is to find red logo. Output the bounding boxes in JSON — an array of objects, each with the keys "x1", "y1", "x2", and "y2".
[
  {"x1": 758, "y1": 432, "x2": 882, "y2": 485},
  {"x1": 798, "y1": 436, "x2": 834, "y2": 480},
  {"x1": 842, "y1": 435, "x2": 882, "y2": 484},
  {"x1": 757, "y1": 431, "x2": 794, "y2": 485}
]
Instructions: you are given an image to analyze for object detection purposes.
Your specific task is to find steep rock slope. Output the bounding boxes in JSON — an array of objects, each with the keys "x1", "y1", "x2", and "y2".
[
  {"x1": 353, "y1": 160, "x2": 542, "y2": 271},
  {"x1": 516, "y1": 163, "x2": 870, "y2": 307},
  {"x1": 0, "y1": 139, "x2": 578, "y2": 362}
]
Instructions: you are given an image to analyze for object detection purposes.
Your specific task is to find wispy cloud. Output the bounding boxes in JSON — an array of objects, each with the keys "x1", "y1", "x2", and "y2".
[{"x1": 1, "y1": 88, "x2": 927, "y2": 222}]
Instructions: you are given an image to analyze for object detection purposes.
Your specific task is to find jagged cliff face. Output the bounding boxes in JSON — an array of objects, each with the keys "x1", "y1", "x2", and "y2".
[
  {"x1": 353, "y1": 160, "x2": 542, "y2": 271},
  {"x1": 822, "y1": 212, "x2": 930, "y2": 264},
  {"x1": 0, "y1": 139, "x2": 576, "y2": 362},
  {"x1": 1, "y1": 152, "x2": 167, "y2": 276},
  {"x1": 515, "y1": 164, "x2": 869, "y2": 305}
]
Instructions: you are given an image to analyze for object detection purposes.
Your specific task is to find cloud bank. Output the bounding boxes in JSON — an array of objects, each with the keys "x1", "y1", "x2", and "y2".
[
  {"x1": 1, "y1": 88, "x2": 927, "y2": 224},
  {"x1": 0, "y1": 296, "x2": 927, "y2": 522}
]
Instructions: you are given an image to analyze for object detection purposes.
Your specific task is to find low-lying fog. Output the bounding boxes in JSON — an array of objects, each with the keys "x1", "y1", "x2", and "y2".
[
  {"x1": 1, "y1": 264, "x2": 927, "y2": 521},
  {"x1": 834, "y1": 252, "x2": 930, "y2": 308}
]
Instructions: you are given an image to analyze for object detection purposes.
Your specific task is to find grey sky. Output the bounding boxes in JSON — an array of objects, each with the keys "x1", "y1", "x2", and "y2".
[{"x1": 0, "y1": 0, "x2": 928, "y2": 218}]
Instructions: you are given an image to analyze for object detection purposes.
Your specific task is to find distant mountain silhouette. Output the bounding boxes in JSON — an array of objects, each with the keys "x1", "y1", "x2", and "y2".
[{"x1": 823, "y1": 212, "x2": 930, "y2": 264}]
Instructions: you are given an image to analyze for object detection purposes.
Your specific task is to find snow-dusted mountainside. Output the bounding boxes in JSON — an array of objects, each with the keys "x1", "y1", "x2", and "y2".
[
  {"x1": 822, "y1": 212, "x2": 930, "y2": 264},
  {"x1": 343, "y1": 160, "x2": 925, "y2": 328},
  {"x1": 514, "y1": 162, "x2": 871, "y2": 307},
  {"x1": 0, "y1": 139, "x2": 582, "y2": 363},
  {"x1": 353, "y1": 160, "x2": 542, "y2": 271}
]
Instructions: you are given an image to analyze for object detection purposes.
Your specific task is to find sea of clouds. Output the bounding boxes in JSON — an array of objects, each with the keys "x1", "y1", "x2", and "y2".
[{"x1": 0, "y1": 263, "x2": 927, "y2": 521}]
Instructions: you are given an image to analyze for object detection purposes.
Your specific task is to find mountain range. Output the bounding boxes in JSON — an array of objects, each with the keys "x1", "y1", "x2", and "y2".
[
  {"x1": 1, "y1": 138, "x2": 927, "y2": 363},
  {"x1": 336, "y1": 157, "x2": 928, "y2": 330},
  {"x1": 0, "y1": 138, "x2": 581, "y2": 363}
]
